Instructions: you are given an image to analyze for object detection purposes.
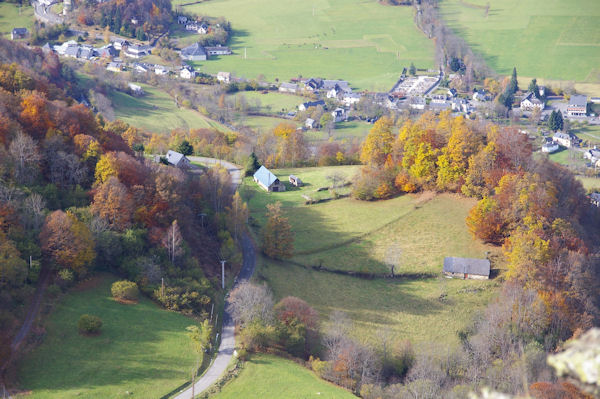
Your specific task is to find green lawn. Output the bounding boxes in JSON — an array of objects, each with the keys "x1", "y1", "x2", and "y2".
[
  {"x1": 229, "y1": 91, "x2": 306, "y2": 114},
  {"x1": 17, "y1": 274, "x2": 198, "y2": 399},
  {"x1": 174, "y1": 0, "x2": 434, "y2": 91},
  {"x1": 259, "y1": 258, "x2": 497, "y2": 347},
  {"x1": 215, "y1": 354, "x2": 357, "y2": 398},
  {"x1": 576, "y1": 175, "x2": 600, "y2": 192},
  {"x1": 439, "y1": 0, "x2": 600, "y2": 84},
  {"x1": 304, "y1": 121, "x2": 373, "y2": 143},
  {"x1": 573, "y1": 123, "x2": 600, "y2": 146},
  {"x1": 0, "y1": 2, "x2": 34, "y2": 37},
  {"x1": 245, "y1": 166, "x2": 491, "y2": 275},
  {"x1": 108, "y1": 83, "x2": 229, "y2": 134},
  {"x1": 547, "y1": 147, "x2": 587, "y2": 167}
]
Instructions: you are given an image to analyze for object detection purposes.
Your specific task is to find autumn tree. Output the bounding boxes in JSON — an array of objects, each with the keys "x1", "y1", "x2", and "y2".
[
  {"x1": 261, "y1": 201, "x2": 293, "y2": 259},
  {"x1": 94, "y1": 152, "x2": 119, "y2": 184},
  {"x1": 360, "y1": 117, "x2": 395, "y2": 166},
  {"x1": 0, "y1": 232, "x2": 28, "y2": 288},
  {"x1": 227, "y1": 282, "x2": 274, "y2": 326},
  {"x1": 19, "y1": 91, "x2": 53, "y2": 139},
  {"x1": 226, "y1": 191, "x2": 248, "y2": 241},
  {"x1": 9, "y1": 132, "x2": 40, "y2": 184},
  {"x1": 91, "y1": 177, "x2": 135, "y2": 231},
  {"x1": 40, "y1": 210, "x2": 96, "y2": 275}
]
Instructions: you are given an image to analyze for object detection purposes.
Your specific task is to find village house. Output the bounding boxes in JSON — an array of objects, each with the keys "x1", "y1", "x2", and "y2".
[
  {"x1": 289, "y1": 175, "x2": 303, "y2": 187},
  {"x1": 112, "y1": 38, "x2": 129, "y2": 50},
  {"x1": 125, "y1": 44, "x2": 151, "y2": 59},
  {"x1": 409, "y1": 96, "x2": 426, "y2": 110},
  {"x1": 96, "y1": 44, "x2": 119, "y2": 58},
  {"x1": 331, "y1": 108, "x2": 346, "y2": 122},
  {"x1": 553, "y1": 132, "x2": 574, "y2": 148},
  {"x1": 447, "y1": 88, "x2": 458, "y2": 98},
  {"x1": 133, "y1": 63, "x2": 149, "y2": 73},
  {"x1": 181, "y1": 43, "x2": 208, "y2": 61},
  {"x1": 443, "y1": 257, "x2": 490, "y2": 280},
  {"x1": 198, "y1": 23, "x2": 209, "y2": 34},
  {"x1": 343, "y1": 92, "x2": 361, "y2": 107},
  {"x1": 304, "y1": 78, "x2": 322, "y2": 91},
  {"x1": 299, "y1": 100, "x2": 325, "y2": 112},
  {"x1": 279, "y1": 82, "x2": 298, "y2": 93},
  {"x1": 591, "y1": 97, "x2": 600, "y2": 104},
  {"x1": 472, "y1": 89, "x2": 489, "y2": 102},
  {"x1": 429, "y1": 101, "x2": 452, "y2": 113},
  {"x1": 322, "y1": 80, "x2": 350, "y2": 92},
  {"x1": 520, "y1": 92, "x2": 544, "y2": 111},
  {"x1": 253, "y1": 166, "x2": 286, "y2": 192},
  {"x1": 305, "y1": 118, "x2": 315, "y2": 129},
  {"x1": 154, "y1": 65, "x2": 169, "y2": 75},
  {"x1": 11, "y1": 28, "x2": 28, "y2": 40},
  {"x1": 180, "y1": 65, "x2": 196, "y2": 79},
  {"x1": 584, "y1": 148, "x2": 600, "y2": 163},
  {"x1": 165, "y1": 150, "x2": 191, "y2": 168},
  {"x1": 177, "y1": 16, "x2": 188, "y2": 24},
  {"x1": 541, "y1": 142, "x2": 559, "y2": 153},
  {"x1": 106, "y1": 61, "x2": 123, "y2": 72},
  {"x1": 567, "y1": 95, "x2": 587, "y2": 117},
  {"x1": 217, "y1": 71, "x2": 231, "y2": 83}
]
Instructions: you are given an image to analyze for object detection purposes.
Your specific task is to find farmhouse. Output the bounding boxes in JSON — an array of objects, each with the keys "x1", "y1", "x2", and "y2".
[
  {"x1": 472, "y1": 89, "x2": 489, "y2": 102},
  {"x1": 106, "y1": 61, "x2": 123, "y2": 72},
  {"x1": 541, "y1": 142, "x2": 559, "y2": 153},
  {"x1": 305, "y1": 118, "x2": 315, "y2": 129},
  {"x1": 11, "y1": 28, "x2": 28, "y2": 40},
  {"x1": 447, "y1": 88, "x2": 457, "y2": 98},
  {"x1": 584, "y1": 148, "x2": 600, "y2": 163},
  {"x1": 304, "y1": 78, "x2": 322, "y2": 91},
  {"x1": 217, "y1": 71, "x2": 231, "y2": 83},
  {"x1": 443, "y1": 257, "x2": 490, "y2": 280},
  {"x1": 520, "y1": 92, "x2": 544, "y2": 111},
  {"x1": 299, "y1": 100, "x2": 325, "y2": 111},
  {"x1": 553, "y1": 132, "x2": 573, "y2": 148},
  {"x1": 154, "y1": 65, "x2": 169, "y2": 75},
  {"x1": 331, "y1": 108, "x2": 346, "y2": 122},
  {"x1": 289, "y1": 175, "x2": 303, "y2": 187},
  {"x1": 253, "y1": 166, "x2": 286, "y2": 192},
  {"x1": 112, "y1": 38, "x2": 129, "y2": 50},
  {"x1": 567, "y1": 95, "x2": 587, "y2": 117},
  {"x1": 343, "y1": 92, "x2": 361, "y2": 107},
  {"x1": 165, "y1": 150, "x2": 191, "y2": 168},
  {"x1": 279, "y1": 82, "x2": 298, "y2": 93},
  {"x1": 181, "y1": 43, "x2": 208, "y2": 61},
  {"x1": 180, "y1": 65, "x2": 196, "y2": 79}
]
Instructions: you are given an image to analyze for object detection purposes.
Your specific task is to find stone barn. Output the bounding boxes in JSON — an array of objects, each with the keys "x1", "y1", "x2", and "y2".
[
  {"x1": 253, "y1": 166, "x2": 286, "y2": 192},
  {"x1": 443, "y1": 257, "x2": 490, "y2": 280}
]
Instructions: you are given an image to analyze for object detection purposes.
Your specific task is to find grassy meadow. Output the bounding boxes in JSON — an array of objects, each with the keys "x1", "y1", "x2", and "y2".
[
  {"x1": 108, "y1": 83, "x2": 229, "y2": 134},
  {"x1": 0, "y1": 3, "x2": 34, "y2": 37},
  {"x1": 439, "y1": 0, "x2": 600, "y2": 86},
  {"x1": 245, "y1": 165, "x2": 498, "y2": 347},
  {"x1": 215, "y1": 354, "x2": 357, "y2": 398},
  {"x1": 16, "y1": 274, "x2": 197, "y2": 399},
  {"x1": 173, "y1": 0, "x2": 434, "y2": 91}
]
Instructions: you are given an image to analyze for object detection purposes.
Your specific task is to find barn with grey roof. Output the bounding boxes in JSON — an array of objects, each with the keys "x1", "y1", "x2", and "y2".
[{"x1": 443, "y1": 257, "x2": 490, "y2": 280}]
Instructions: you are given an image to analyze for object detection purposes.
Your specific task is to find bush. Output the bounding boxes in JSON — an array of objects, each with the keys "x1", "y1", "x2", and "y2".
[
  {"x1": 111, "y1": 280, "x2": 139, "y2": 301},
  {"x1": 78, "y1": 314, "x2": 102, "y2": 335}
]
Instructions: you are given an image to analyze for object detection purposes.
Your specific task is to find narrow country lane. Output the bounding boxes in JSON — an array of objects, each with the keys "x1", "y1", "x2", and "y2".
[{"x1": 173, "y1": 158, "x2": 254, "y2": 399}]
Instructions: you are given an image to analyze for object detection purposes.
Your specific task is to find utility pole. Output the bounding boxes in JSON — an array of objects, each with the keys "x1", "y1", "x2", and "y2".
[
  {"x1": 221, "y1": 260, "x2": 226, "y2": 289},
  {"x1": 244, "y1": 47, "x2": 247, "y2": 59}
]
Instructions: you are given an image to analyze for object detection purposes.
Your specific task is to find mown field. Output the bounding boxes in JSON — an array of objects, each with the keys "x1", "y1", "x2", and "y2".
[
  {"x1": 245, "y1": 166, "x2": 491, "y2": 275},
  {"x1": 439, "y1": 0, "x2": 600, "y2": 86},
  {"x1": 17, "y1": 274, "x2": 197, "y2": 399},
  {"x1": 215, "y1": 354, "x2": 357, "y2": 398},
  {"x1": 0, "y1": 3, "x2": 34, "y2": 37},
  {"x1": 108, "y1": 83, "x2": 229, "y2": 134},
  {"x1": 173, "y1": 0, "x2": 434, "y2": 91},
  {"x1": 246, "y1": 166, "x2": 498, "y2": 347}
]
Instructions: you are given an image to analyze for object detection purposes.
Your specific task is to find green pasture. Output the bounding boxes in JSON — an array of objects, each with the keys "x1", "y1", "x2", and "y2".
[
  {"x1": 304, "y1": 120, "x2": 372, "y2": 143},
  {"x1": 174, "y1": 0, "x2": 434, "y2": 91},
  {"x1": 16, "y1": 274, "x2": 197, "y2": 399},
  {"x1": 259, "y1": 258, "x2": 497, "y2": 347},
  {"x1": 439, "y1": 0, "x2": 600, "y2": 83},
  {"x1": 576, "y1": 175, "x2": 600, "y2": 192},
  {"x1": 108, "y1": 83, "x2": 229, "y2": 134},
  {"x1": 229, "y1": 91, "x2": 306, "y2": 114},
  {"x1": 235, "y1": 115, "x2": 299, "y2": 133},
  {"x1": 245, "y1": 166, "x2": 491, "y2": 275},
  {"x1": 0, "y1": 3, "x2": 34, "y2": 37},
  {"x1": 547, "y1": 147, "x2": 586, "y2": 167},
  {"x1": 215, "y1": 354, "x2": 357, "y2": 398}
]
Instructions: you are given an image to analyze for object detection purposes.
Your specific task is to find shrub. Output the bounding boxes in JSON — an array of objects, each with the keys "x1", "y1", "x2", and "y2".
[
  {"x1": 111, "y1": 280, "x2": 139, "y2": 301},
  {"x1": 309, "y1": 356, "x2": 329, "y2": 377},
  {"x1": 78, "y1": 314, "x2": 102, "y2": 335}
]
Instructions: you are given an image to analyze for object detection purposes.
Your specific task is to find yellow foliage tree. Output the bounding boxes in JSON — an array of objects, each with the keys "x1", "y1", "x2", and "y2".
[{"x1": 360, "y1": 116, "x2": 395, "y2": 166}]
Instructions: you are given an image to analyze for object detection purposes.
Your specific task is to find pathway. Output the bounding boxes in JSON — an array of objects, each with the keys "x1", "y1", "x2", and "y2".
[{"x1": 173, "y1": 158, "x2": 254, "y2": 399}]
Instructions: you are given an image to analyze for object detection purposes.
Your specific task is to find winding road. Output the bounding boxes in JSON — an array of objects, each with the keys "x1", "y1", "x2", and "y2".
[{"x1": 173, "y1": 158, "x2": 254, "y2": 399}]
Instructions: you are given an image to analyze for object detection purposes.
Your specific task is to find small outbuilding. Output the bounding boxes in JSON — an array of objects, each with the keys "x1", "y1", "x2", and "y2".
[
  {"x1": 443, "y1": 257, "x2": 490, "y2": 280},
  {"x1": 253, "y1": 166, "x2": 286, "y2": 192},
  {"x1": 289, "y1": 175, "x2": 303, "y2": 187}
]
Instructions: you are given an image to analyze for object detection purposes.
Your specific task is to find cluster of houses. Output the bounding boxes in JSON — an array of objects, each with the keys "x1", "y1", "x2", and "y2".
[
  {"x1": 179, "y1": 42, "x2": 232, "y2": 61},
  {"x1": 177, "y1": 16, "x2": 209, "y2": 35}
]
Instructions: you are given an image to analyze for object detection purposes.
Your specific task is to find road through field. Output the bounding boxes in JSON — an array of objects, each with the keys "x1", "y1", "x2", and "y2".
[{"x1": 173, "y1": 157, "x2": 254, "y2": 399}]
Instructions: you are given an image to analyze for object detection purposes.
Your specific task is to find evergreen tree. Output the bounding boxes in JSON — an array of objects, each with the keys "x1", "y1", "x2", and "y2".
[
  {"x1": 528, "y1": 78, "x2": 539, "y2": 99},
  {"x1": 176, "y1": 140, "x2": 194, "y2": 156},
  {"x1": 508, "y1": 67, "x2": 518, "y2": 94},
  {"x1": 548, "y1": 110, "x2": 564, "y2": 132},
  {"x1": 244, "y1": 152, "x2": 261, "y2": 176}
]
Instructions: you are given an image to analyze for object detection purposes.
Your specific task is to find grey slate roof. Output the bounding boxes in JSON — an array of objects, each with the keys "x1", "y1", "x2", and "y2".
[
  {"x1": 166, "y1": 150, "x2": 187, "y2": 166},
  {"x1": 443, "y1": 257, "x2": 490, "y2": 277},
  {"x1": 181, "y1": 42, "x2": 207, "y2": 57},
  {"x1": 569, "y1": 95, "x2": 587, "y2": 107},
  {"x1": 253, "y1": 166, "x2": 279, "y2": 188},
  {"x1": 300, "y1": 100, "x2": 325, "y2": 109}
]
